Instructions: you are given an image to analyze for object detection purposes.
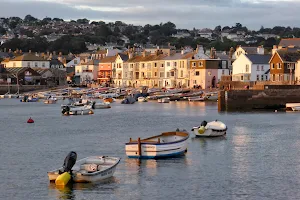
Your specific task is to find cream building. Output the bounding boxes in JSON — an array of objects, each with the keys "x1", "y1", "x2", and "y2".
[{"x1": 5, "y1": 53, "x2": 50, "y2": 68}]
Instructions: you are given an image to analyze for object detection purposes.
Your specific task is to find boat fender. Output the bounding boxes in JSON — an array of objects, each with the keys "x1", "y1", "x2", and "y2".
[
  {"x1": 55, "y1": 172, "x2": 71, "y2": 186},
  {"x1": 198, "y1": 126, "x2": 206, "y2": 134}
]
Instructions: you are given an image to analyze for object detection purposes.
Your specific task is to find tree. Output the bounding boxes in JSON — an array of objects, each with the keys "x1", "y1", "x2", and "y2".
[
  {"x1": 0, "y1": 26, "x2": 6, "y2": 35},
  {"x1": 214, "y1": 25, "x2": 221, "y2": 33},
  {"x1": 77, "y1": 18, "x2": 89, "y2": 24},
  {"x1": 53, "y1": 18, "x2": 64, "y2": 22},
  {"x1": 94, "y1": 25, "x2": 112, "y2": 38},
  {"x1": 24, "y1": 15, "x2": 37, "y2": 22}
]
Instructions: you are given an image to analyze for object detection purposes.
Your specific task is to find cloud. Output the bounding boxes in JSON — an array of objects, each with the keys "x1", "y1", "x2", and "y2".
[{"x1": 1, "y1": 0, "x2": 300, "y2": 29}]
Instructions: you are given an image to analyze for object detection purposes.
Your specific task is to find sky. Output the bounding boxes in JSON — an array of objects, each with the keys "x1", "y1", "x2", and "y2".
[{"x1": 1, "y1": 0, "x2": 300, "y2": 30}]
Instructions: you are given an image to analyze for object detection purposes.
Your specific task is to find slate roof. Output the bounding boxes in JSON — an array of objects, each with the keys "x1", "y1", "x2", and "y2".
[
  {"x1": 278, "y1": 50, "x2": 300, "y2": 62},
  {"x1": 118, "y1": 53, "x2": 129, "y2": 61},
  {"x1": 11, "y1": 53, "x2": 47, "y2": 61},
  {"x1": 279, "y1": 38, "x2": 300, "y2": 48},
  {"x1": 99, "y1": 56, "x2": 117, "y2": 63},
  {"x1": 32, "y1": 68, "x2": 52, "y2": 75},
  {"x1": 50, "y1": 59, "x2": 65, "y2": 66},
  {"x1": 246, "y1": 54, "x2": 271, "y2": 64},
  {"x1": 82, "y1": 59, "x2": 100, "y2": 65},
  {"x1": 242, "y1": 47, "x2": 258, "y2": 54}
]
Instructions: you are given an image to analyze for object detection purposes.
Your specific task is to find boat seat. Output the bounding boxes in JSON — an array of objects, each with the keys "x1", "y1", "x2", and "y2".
[{"x1": 85, "y1": 158, "x2": 105, "y2": 165}]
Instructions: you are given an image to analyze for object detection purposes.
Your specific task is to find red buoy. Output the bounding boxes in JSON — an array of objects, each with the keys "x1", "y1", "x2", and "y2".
[{"x1": 27, "y1": 117, "x2": 34, "y2": 123}]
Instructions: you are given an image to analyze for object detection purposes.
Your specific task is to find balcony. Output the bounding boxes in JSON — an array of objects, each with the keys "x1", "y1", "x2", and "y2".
[{"x1": 83, "y1": 70, "x2": 93, "y2": 72}]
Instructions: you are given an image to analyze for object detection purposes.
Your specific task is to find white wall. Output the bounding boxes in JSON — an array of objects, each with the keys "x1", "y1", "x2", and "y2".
[
  {"x1": 251, "y1": 64, "x2": 270, "y2": 81},
  {"x1": 6, "y1": 61, "x2": 50, "y2": 68},
  {"x1": 66, "y1": 57, "x2": 80, "y2": 68},
  {"x1": 232, "y1": 54, "x2": 252, "y2": 76}
]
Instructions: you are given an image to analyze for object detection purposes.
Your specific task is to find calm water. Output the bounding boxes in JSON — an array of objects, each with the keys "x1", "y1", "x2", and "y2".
[{"x1": 1, "y1": 99, "x2": 300, "y2": 200}]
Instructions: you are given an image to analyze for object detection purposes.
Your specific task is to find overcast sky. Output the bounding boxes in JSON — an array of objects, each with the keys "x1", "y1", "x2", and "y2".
[{"x1": 1, "y1": 0, "x2": 300, "y2": 30}]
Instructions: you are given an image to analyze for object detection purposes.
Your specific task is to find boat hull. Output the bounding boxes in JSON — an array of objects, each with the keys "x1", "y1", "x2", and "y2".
[
  {"x1": 48, "y1": 156, "x2": 120, "y2": 183},
  {"x1": 192, "y1": 128, "x2": 226, "y2": 137},
  {"x1": 126, "y1": 133, "x2": 189, "y2": 159}
]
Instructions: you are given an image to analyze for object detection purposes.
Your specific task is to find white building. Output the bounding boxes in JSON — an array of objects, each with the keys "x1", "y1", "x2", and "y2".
[
  {"x1": 66, "y1": 57, "x2": 81, "y2": 68},
  {"x1": 172, "y1": 31, "x2": 191, "y2": 38},
  {"x1": 113, "y1": 53, "x2": 129, "y2": 86},
  {"x1": 232, "y1": 54, "x2": 271, "y2": 82},
  {"x1": 5, "y1": 53, "x2": 50, "y2": 68},
  {"x1": 75, "y1": 60, "x2": 100, "y2": 84}
]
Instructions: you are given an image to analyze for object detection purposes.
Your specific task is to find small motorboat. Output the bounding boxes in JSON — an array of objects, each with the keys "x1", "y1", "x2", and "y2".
[
  {"x1": 121, "y1": 96, "x2": 136, "y2": 104},
  {"x1": 158, "y1": 97, "x2": 170, "y2": 103},
  {"x1": 191, "y1": 120, "x2": 227, "y2": 137},
  {"x1": 104, "y1": 98, "x2": 115, "y2": 103},
  {"x1": 138, "y1": 97, "x2": 148, "y2": 102},
  {"x1": 91, "y1": 101, "x2": 111, "y2": 109},
  {"x1": 125, "y1": 130, "x2": 189, "y2": 159},
  {"x1": 48, "y1": 151, "x2": 120, "y2": 184},
  {"x1": 205, "y1": 92, "x2": 218, "y2": 101},
  {"x1": 44, "y1": 97, "x2": 57, "y2": 104},
  {"x1": 62, "y1": 105, "x2": 93, "y2": 115}
]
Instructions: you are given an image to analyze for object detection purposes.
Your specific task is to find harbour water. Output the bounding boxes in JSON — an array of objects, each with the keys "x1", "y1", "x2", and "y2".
[{"x1": 1, "y1": 99, "x2": 300, "y2": 200}]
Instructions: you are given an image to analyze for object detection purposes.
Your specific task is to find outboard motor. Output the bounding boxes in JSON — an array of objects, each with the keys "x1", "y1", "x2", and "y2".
[
  {"x1": 92, "y1": 101, "x2": 96, "y2": 109},
  {"x1": 62, "y1": 151, "x2": 77, "y2": 173},
  {"x1": 200, "y1": 120, "x2": 207, "y2": 127}
]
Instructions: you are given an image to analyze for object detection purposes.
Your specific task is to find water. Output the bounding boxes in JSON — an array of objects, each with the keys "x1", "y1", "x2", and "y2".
[{"x1": 1, "y1": 99, "x2": 300, "y2": 200}]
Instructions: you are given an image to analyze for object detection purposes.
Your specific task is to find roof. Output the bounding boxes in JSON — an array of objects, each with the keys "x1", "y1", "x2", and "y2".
[
  {"x1": 118, "y1": 53, "x2": 129, "y2": 61},
  {"x1": 82, "y1": 59, "x2": 100, "y2": 65},
  {"x1": 127, "y1": 54, "x2": 167, "y2": 63},
  {"x1": 240, "y1": 47, "x2": 258, "y2": 54},
  {"x1": 246, "y1": 54, "x2": 271, "y2": 64},
  {"x1": 279, "y1": 38, "x2": 300, "y2": 48},
  {"x1": 277, "y1": 50, "x2": 300, "y2": 62},
  {"x1": 4, "y1": 67, "x2": 41, "y2": 76},
  {"x1": 163, "y1": 52, "x2": 195, "y2": 60},
  {"x1": 32, "y1": 68, "x2": 52, "y2": 75},
  {"x1": 95, "y1": 50, "x2": 107, "y2": 54},
  {"x1": 11, "y1": 53, "x2": 47, "y2": 61},
  {"x1": 264, "y1": 69, "x2": 270, "y2": 74},
  {"x1": 50, "y1": 59, "x2": 65, "y2": 66},
  {"x1": 99, "y1": 56, "x2": 117, "y2": 63}
]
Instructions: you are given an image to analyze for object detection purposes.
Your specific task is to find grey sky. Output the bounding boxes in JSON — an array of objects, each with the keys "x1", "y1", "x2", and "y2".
[{"x1": 1, "y1": 0, "x2": 300, "y2": 30}]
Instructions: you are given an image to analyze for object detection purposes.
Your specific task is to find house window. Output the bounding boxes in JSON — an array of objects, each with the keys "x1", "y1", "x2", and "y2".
[
  {"x1": 161, "y1": 64, "x2": 164, "y2": 68},
  {"x1": 42, "y1": 63, "x2": 45, "y2": 68},
  {"x1": 174, "y1": 62, "x2": 177, "y2": 67},
  {"x1": 277, "y1": 63, "x2": 281, "y2": 69},
  {"x1": 154, "y1": 72, "x2": 157, "y2": 77},
  {"x1": 154, "y1": 63, "x2": 157, "y2": 67},
  {"x1": 35, "y1": 62, "x2": 38, "y2": 67},
  {"x1": 147, "y1": 72, "x2": 151, "y2": 78},
  {"x1": 222, "y1": 70, "x2": 225, "y2": 75},
  {"x1": 193, "y1": 80, "x2": 197, "y2": 84},
  {"x1": 271, "y1": 63, "x2": 274, "y2": 69},
  {"x1": 195, "y1": 71, "x2": 200, "y2": 76},
  {"x1": 180, "y1": 70, "x2": 183, "y2": 77},
  {"x1": 160, "y1": 72, "x2": 164, "y2": 77},
  {"x1": 257, "y1": 65, "x2": 259, "y2": 71},
  {"x1": 142, "y1": 63, "x2": 145, "y2": 68},
  {"x1": 170, "y1": 72, "x2": 175, "y2": 76},
  {"x1": 245, "y1": 64, "x2": 249, "y2": 72},
  {"x1": 125, "y1": 72, "x2": 127, "y2": 78},
  {"x1": 167, "y1": 72, "x2": 170, "y2": 77},
  {"x1": 74, "y1": 60, "x2": 78, "y2": 64},
  {"x1": 27, "y1": 62, "x2": 31, "y2": 67},
  {"x1": 261, "y1": 75, "x2": 264, "y2": 81},
  {"x1": 257, "y1": 75, "x2": 259, "y2": 81},
  {"x1": 265, "y1": 75, "x2": 268, "y2": 80},
  {"x1": 261, "y1": 66, "x2": 264, "y2": 71},
  {"x1": 272, "y1": 74, "x2": 275, "y2": 81},
  {"x1": 192, "y1": 62, "x2": 196, "y2": 67},
  {"x1": 141, "y1": 72, "x2": 145, "y2": 78},
  {"x1": 199, "y1": 62, "x2": 203, "y2": 67},
  {"x1": 241, "y1": 76, "x2": 244, "y2": 81},
  {"x1": 167, "y1": 62, "x2": 170, "y2": 67}
]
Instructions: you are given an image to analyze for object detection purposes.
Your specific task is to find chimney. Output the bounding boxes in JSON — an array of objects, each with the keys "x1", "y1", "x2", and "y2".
[
  {"x1": 210, "y1": 47, "x2": 216, "y2": 59},
  {"x1": 167, "y1": 49, "x2": 171, "y2": 56},
  {"x1": 272, "y1": 45, "x2": 278, "y2": 55},
  {"x1": 229, "y1": 47, "x2": 234, "y2": 59},
  {"x1": 142, "y1": 50, "x2": 146, "y2": 57},
  {"x1": 47, "y1": 51, "x2": 50, "y2": 56},
  {"x1": 257, "y1": 45, "x2": 264, "y2": 55},
  {"x1": 181, "y1": 49, "x2": 185, "y2": 55},
  {"x1": 168, "y1": 43, "x2": 171, "y2": 47}
]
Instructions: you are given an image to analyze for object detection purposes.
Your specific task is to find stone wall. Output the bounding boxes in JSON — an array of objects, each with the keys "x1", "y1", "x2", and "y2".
[
  {"x1": 0, "y1": 85, "x2": 49, "y2": 94},
  {"x1": 218, "y1": 89, "x2": 300, "y2": 111}
]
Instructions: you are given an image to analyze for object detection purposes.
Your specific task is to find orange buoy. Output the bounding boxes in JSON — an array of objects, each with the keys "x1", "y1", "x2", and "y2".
[{"x1": 27, "y1": 117, "x2": 34, "y2": 123}]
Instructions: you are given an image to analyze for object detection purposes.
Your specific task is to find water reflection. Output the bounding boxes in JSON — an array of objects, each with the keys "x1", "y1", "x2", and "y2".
[{"x1": 191, "y1": 136, "x2": 227, "y2": 152}]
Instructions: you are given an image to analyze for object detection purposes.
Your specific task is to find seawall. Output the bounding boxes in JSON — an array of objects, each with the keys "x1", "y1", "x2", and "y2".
[
  {"x1": 218, "y1": 89, "x2": 300, "y2": 111},
  {"x1": 0, "y1": 85, "x2": 49, "y2": 95}
]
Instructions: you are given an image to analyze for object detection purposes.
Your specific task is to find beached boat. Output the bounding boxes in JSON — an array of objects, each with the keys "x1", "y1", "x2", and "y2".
[
  {"x1": 138, "y1": 97, "x2": 148, "y2": 102},
  {"x1": 48, "y1": 152, "x2": 120, "y2": 183},
  {"x1": 125, "y1": 130, "x2": 189, "y2": 159},
  {"x1": 188, "y1": 96, "x2": 206, "y2": 101},
  {"x1": 91, "y1": 101, "x2": 111, "y2": 109},
  {"x1": 62, "y1": 105, "x2": 93, "y2": 115},
  {"x1": 158, "y1": 97, "x2": 170, "y2": 103},
  {"x1": 20, "y1": 96, "x2": 39, "y2": 102},
  {"x1": 191, "y1": 120, "x2": 227, "y2": 137},
  {"x1": 292, "y1": 106, "x2": 300, "y2": 111},
  {"x1": 104, "y1": 98, "x2": 116, "y2": 103}
]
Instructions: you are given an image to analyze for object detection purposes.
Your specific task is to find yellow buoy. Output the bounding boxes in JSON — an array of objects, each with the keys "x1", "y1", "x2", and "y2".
[
  {"x1": 55, "y1": 172, "x2": 71, "y2": 186},
  {"x1": 198, "y1": 126, "x2": 206, "y2": 134}
]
